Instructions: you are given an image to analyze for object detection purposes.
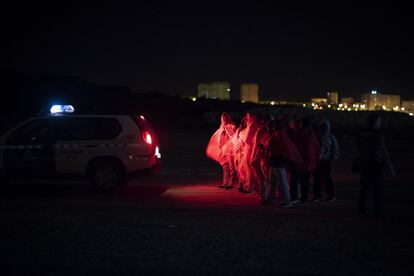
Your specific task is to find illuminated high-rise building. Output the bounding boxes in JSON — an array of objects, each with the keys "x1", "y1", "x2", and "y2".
[
  {"x1": 327, "y1": 91, "x2": 339, "y2": 105},
  {"x1": 197, "y1": 82, "x2": 231, "y2": 100},
  {"x1": 361, "y1": 91, "x2": 401, "y2": 111},
  {"x1": 402, "y1": 100, "x2": 414, "y2": 112},
  {"x1": 240, "y1": 83, "x2": 259, "y2": 103},
  {"x1": 341, "y1": 97, "x2": 354, "y2": 105},
  {"x1": 311, "y1": 98, "x2": 327, "y2": 105}
]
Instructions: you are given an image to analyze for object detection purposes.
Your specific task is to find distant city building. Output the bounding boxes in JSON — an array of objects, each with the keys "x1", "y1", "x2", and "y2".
[
  {"x1": 327, "y1": 91, "x2": 339, "y2": 105},
  {"x1": 311, "y1": 98, "x2": 327, "y2": 105},
  {"x1": 260, "y1": 100, "x2": 276, "y2": 105},
  {"x1": 402, "y1": 100, "x2": 414, "y2": 112},
  {"x1": 240, "y1": 83, "x2": 259, "y2": 103},
  {"x1": 341, "y1": 97, "x2": 354, "y2": 105},
  {"x1": 361, "y1": 91, "x2": 401, "y2": 111},
  {"x1": 198, "y1": 82, "x2": 230, "y2": 100}
]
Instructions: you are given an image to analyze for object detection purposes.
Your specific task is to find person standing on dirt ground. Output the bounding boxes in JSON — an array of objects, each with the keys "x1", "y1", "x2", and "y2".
[
  {"x1": 206, "y1": 112, "x2": 237, "y2": 189},
  {"x1": 241, "y1": 113, "x2": 260, "y2": 193},
  {"x1": 235, "y1": 116, "x2": 248, "y2": 193},
  {"x1": 265, "y1": 116, "x2": 302, "y2": 208},
  {"x1": 290, "y1": 116, "x2": 321, "y2": 204},
  {"x1": 356, "y1": 113, "x2": 395, "y2": 218},
  {"x1": 250, "y1": 115, "x2": 271, "y2": 200},
  {"x1": 313, "y1": 119, "x2": 340, "y2": 202},
  {"x1": 218, "y1": 113, "x2": 238, "y2": 189}
]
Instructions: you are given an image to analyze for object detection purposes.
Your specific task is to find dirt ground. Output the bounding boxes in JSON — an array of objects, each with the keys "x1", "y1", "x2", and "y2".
[{"x1": 1, "y1": 132, "x2": 413, "y2": 275}]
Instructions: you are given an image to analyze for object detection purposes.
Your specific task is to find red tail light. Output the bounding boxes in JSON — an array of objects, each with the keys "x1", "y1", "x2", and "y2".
[
  {"x1": 142, "y1": 131, "x2": 152, "y2": 145},
  {"x1": 132, "y1": 115, "x2": 157, "y2": 146}
]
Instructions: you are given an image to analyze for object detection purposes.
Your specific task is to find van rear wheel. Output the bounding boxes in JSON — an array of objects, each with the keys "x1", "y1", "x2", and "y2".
[{"x1": 90, "y1": 163, "x2": 125, "y2": 191}]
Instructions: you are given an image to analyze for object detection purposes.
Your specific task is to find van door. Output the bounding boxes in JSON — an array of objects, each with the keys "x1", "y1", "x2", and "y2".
[{"x1": 4, "y1": 119, "x2": 56, "y2": 179}]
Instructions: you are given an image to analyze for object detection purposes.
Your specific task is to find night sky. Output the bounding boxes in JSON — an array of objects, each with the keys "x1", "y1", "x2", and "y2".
[{"x1": 4, "y1": 2, "x2": 413, "y2": 101}]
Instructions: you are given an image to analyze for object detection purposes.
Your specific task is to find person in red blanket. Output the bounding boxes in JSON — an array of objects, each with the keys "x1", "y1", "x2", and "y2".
[
  {"x1": 265, "y1": 116, "x2": 302, "y2": 207},
  {"x1": 206, "y1": 112, "x2": 238, "y2": 189},
  {"x1": 290, "y1": 116, "x2": 321, "y2": 204},
  {"x1": 238, "y1": 113, "x2": 260, "y2": 193},
  {"x1": 250, "y1": 115, "x2": 272, "y2": 199},
  {"x1": 232, "y1": 116, "x2": 248, "y2": 191}
]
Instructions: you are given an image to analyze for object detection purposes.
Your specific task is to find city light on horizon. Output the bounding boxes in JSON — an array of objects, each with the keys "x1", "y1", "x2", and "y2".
[{"x1": 190, "y1": 82, "x2": 412, "y2": 116}]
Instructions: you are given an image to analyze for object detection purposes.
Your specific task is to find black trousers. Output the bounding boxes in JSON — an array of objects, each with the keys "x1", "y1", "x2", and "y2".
[
  {"x1": 358, "y1": 162, "x2": 384, "y2": 217},
  {"x1": 314, "y1": 160, "x2": 335, "y2": 199},
  {"x1": 291, "y1": 171, "x2": 311, "y2": 202}
]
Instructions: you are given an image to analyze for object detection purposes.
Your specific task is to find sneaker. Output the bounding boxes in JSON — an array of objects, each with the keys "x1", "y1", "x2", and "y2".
[
  {"x1": 224, "y1": 185, "x2": 234, "y2": 190},
  {"x1": 327, "y1": 196, "x2": 336, "y2": 202},
  {"x1": 291, "y1": 200, "x2": 300, "y2": 204},
  {"x1": 280, "y1": 203, "x2": 292, "y2": 208},
  {"x1": 218, "y1": 185, "x2": 226, "y2": 189},
  {"x1": 261, "y1": 199, "x2": 276, "y2": 206},
  {"x1": 237, "y1": 187, "x2": 250, "y2": 194},
  {"x1": 260, "y1": 199, "x2": 269, "y2": 205}
]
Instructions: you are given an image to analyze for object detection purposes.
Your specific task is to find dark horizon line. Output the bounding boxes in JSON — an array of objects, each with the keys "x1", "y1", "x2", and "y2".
[{"x1": 2, "y1": 68, "x2": 411, "y2": 102}]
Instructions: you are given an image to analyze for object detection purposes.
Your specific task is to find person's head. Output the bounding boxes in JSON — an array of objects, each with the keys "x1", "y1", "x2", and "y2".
[
  {"x1": 266, "y1": 119, "x2": 275, "y2": 131},
  {"x1": 286, "y1": 117, "x2": 295, "y2": 129},
  {"x1": 275, "y1": 116, "x2": 289, "y2": 130},
  {"x1": 319, "y1": 120, "x2": 330, "y2": 135},
  {"x1": 257, "y1": 143, "x2": 265, "y2": 152},
  {"x1": 221, "y1": 112, "x2": 232, "y2": 125},
  {"x1": 278, "y1": 115, "x2": 292, "y2": 128},
  {"x1": 246, "y1": 113, "x2": 258, "y2": 124},
  {"x1": 260, "y1": 115, "x2": 270, "y2": 125},
  {"x1": 240, "y1": 117, "x2": 248, "y2": 129},
  {"x1": 367, "y1": 113, "x2": 381, "y2": 129},
  {"x1": 301, "y1": 116, "x2": 313, "y2": 129},
  {"x1": 292, "y1": 119, "x2": 301, "y2": 130}
]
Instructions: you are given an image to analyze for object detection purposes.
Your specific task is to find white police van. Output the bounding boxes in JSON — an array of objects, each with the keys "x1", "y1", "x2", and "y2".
[{"x1": 0, "y1": 105, "x2": 161, "y2": 190}]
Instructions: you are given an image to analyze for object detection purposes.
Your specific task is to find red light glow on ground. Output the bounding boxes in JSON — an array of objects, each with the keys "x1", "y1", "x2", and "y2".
[{"x1": 162, "y1": 181, "x2": 263, "y2": 209}]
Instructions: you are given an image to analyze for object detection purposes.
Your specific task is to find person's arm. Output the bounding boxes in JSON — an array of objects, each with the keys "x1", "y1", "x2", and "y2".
[
  {"x1": 379, "y1": 133, "x2": 395, "y2": 176},
  {"x1": 265, "y1": 134, "x2": 275, "y2": 158},
  {"x1": 331, "y1": 135, "x2": 340, "y2": 161}
]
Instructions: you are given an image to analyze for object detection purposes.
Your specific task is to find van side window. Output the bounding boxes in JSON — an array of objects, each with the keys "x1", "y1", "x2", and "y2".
[
  {"x1": 7, "y1": 119, "x2": 54, "y2": 145},
  {"x1": 55, "y1": 118, "x2": 122, "y2": 141}
]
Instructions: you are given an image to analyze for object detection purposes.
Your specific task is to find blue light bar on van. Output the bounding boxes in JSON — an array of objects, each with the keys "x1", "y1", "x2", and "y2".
[{"x1": 50, "y1": 105, "x2": 75, "y2": 114}]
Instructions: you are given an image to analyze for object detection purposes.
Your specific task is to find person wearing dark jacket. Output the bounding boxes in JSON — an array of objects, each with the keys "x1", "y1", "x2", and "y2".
[
  {"x1": 313, "y1": 119, "x2": 340, "y2": 202},
  {"x1": 356, "y1": 113, "x2": 395, "y2": 218}
]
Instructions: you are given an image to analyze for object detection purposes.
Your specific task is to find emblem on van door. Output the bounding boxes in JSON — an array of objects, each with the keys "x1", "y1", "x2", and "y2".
[
  {"x1": 59, "y1": 149, "x2": 84, "y2": 155},
  {"x1": 124, "y1": 135, "x2": 135, "y2": 140}
]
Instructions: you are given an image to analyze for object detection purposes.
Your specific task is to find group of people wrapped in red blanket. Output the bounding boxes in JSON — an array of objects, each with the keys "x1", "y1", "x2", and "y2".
[{"x1": 206, "y1": 112, "x2": 340, "y2": 207}]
